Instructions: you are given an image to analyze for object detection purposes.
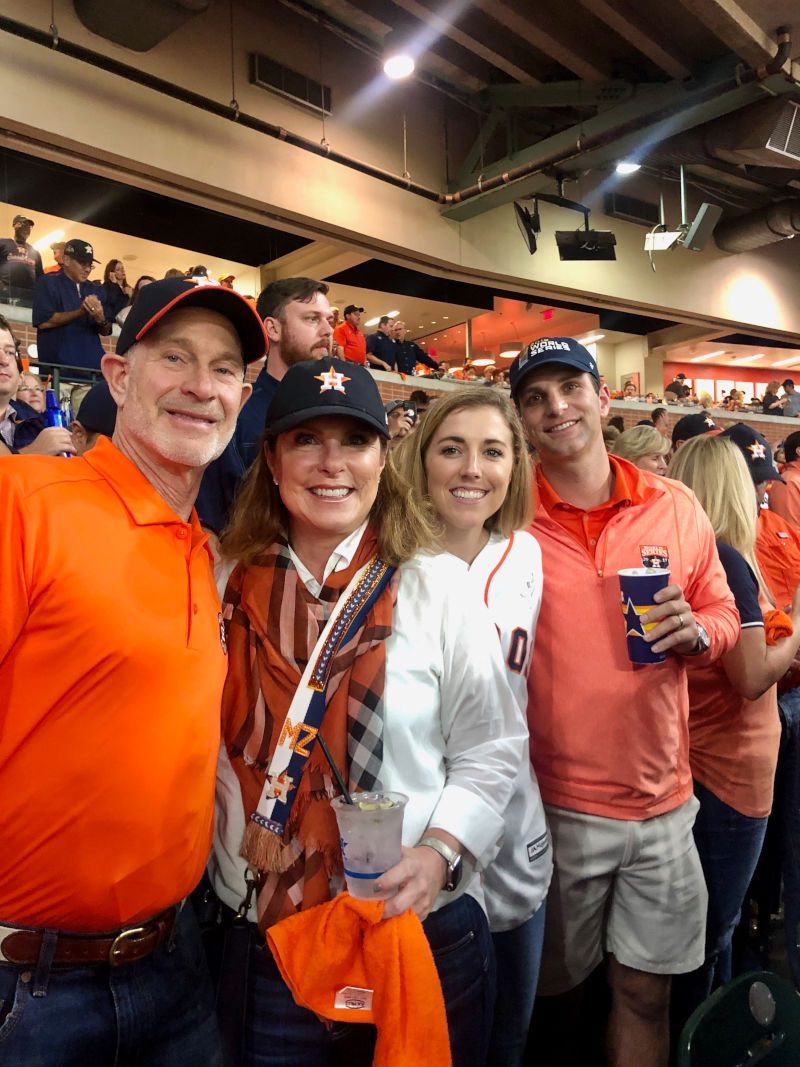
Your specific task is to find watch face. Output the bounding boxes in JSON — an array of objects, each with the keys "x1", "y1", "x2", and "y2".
[{"x1": 448, "y1": 855, "x2": 463, "y2": 891}]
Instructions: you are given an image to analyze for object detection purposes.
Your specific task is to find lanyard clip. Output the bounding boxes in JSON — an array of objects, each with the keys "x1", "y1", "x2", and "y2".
[{"x1": 236, "y1": 868, "x2": 259, "y2": 921}]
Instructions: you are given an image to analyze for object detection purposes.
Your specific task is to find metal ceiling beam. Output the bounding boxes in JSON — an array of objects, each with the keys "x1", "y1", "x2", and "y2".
[
  {"x1": 673, "y1": 0, "x2": 788, "y2": 69},
  {"x1": 469, "y1": 0, "x2": 610, "y2": 83},
  {"x1": 483, "y1": 80, "x2": 635, "y2": 110},
  {"x1": 442, "y1": 68, "x2": 795, "y2": 219},
  {"x1": 576, "y1": 0, "x2": 693, "y2": 79},
  {"x1": 389, "y1": 0, "x2": 542, "y2": 86}
]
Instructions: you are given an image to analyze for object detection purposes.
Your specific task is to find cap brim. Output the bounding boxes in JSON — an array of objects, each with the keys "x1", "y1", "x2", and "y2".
[
  {"x1": 267, "y1": 403, "x2": 389, "y2": 439},
  {"x1": 121, "y1": 284, "x2": 267, "y2": 364},
  {"x1": 511, "y1": 353, "x2": 599, "y2": 396}
]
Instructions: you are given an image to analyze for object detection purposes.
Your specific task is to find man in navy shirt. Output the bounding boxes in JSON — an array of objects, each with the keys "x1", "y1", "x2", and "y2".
[
  {"x1": 391, "y1": 320, "x2": 440, "y2": 375},
  {"x1": 0, "y1": 214, "x2": 44, "y2": 306},
  {"x1": 32, "y1": 239, "x2": 111, "y2": 375},
  {"x1": 365, "y1": 316, "x2": 397, "y2": 369},
  {"x1": 195, "y1": 276, "x2": 333, "y2": 535}
]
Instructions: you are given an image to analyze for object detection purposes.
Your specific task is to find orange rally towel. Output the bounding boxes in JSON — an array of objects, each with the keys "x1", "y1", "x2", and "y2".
[
  {"x1": 764, "y1": 608, "x2": 793, "y2": 645},
  {"x1": 266, "y1": 894, "x2": 451, "y2": 1067}
]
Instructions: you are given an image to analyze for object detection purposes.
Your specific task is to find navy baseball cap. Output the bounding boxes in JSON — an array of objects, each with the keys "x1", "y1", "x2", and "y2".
[
  {"x1": 721, "y1": 422, "x2": 784, "y2": 484},
  {"x1": 116, "y1": 278, "x2": 268, "y2": 365},
  {"x1": 12, "y1": 214, "x2": 33, "y2": 226},
  {"x1": 266, "y1": 358, "x2": 389, "y2": 438},
  {"x1": 74, "y1": 380, "x2": 117, "y2": 437},
  {"x1": 63, "y1": 239, "x2": 100, "y2": 264},
  {"x1": 509, "y1": 336, "x2": 600, "y2": 397},
  {"x1": 671, "y1": 412, "x2": 718, "y2": 447}
]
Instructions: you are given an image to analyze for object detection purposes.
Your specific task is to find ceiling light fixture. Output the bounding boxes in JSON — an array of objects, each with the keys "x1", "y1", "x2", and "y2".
[
  {"x1": 729, "y1": 354, "x2": 764, "y2": 365},
  {"x1": 615, "y1": 161, "x2": 641, "y2": 175},
  {"x1": 364, "y1": 316, "x2": 380, "y2": 327},
  {"x1": 383, "y1": 30, "x2": 415, "y2": 79},
  {"x1": 499, "y1": 349, "x2": 522, "y2": 360},
  {"x1": 579, "y1": 333, "x2": 605, "y2": 345},
  {"x1": 774, "y1": 356, "x2": 800, "y2": 368},
  {"x1": 689, "y1": 351, "x2": 726, "y2": 362},
  {"x1": 387, "y1": 310, "x2": 400, "y2": 317}
]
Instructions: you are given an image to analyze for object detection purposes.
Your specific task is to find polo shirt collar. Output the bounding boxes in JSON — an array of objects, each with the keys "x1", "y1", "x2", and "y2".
[
  {"x1": 82, "y1": 436, "x2": 206, "y2": 538},
  {"x1": 535, "y1": 453, "x2": 660, "y2": 515}
]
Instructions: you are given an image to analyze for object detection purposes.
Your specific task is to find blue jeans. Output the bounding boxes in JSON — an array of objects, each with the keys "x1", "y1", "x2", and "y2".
[
  {"x1": 240, "y1": 893, "x2": 495, "y2": 1067},
  {"x1": 487, "y1": 903, "x2": 546, "y2": 1067},
  {"x1": 777, "y1": 689, "x2": 800, "y2": 989},
  {"x1": 671, "y1": 781, "x2": 767, "y2": 1025},
  {"x1": 0, "y1": 904, "x2": 223, "y2": 1066}
]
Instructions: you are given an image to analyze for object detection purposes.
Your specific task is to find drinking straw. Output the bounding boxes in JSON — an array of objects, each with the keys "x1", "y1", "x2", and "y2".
[{"x1": 317, "y1": 734, "x2": 353, "y2": 804}]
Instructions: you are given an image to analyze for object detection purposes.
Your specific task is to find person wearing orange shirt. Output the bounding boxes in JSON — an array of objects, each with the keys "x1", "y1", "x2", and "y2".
[
  {"x1": 0, "y1": 278, "x2": 266, "y2": 1064},
  {"x1": 510, "y1": 337, "x2": 738, "y2": 1066},
  {"x1": 768, "y1": 430, "x2": 800, "y2": 530},
  {"x1": 333, "y1": 304, "x2": 391, "y2": 371}
]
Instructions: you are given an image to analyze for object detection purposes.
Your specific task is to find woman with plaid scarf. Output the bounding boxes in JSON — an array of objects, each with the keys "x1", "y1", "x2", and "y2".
[{"x1": 206, "y1": 358, "x2": 527, "y2": 1066}]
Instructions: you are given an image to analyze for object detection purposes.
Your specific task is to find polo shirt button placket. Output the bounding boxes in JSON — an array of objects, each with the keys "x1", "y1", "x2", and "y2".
[{"x1": 175, "y1": 527, "x2": 188, "y2": 541}]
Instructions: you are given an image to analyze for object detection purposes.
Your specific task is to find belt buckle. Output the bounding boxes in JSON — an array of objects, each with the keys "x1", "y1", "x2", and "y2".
[{"x1": 108, "y1": 924, "x2": 148, "y2": 967}]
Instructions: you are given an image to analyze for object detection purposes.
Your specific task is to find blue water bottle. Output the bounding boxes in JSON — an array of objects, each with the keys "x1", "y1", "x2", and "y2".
[{"x1": 44, "y1": 388, "x2": 70, "y2": 456}]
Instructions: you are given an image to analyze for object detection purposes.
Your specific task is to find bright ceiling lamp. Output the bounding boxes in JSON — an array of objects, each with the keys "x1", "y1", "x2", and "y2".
[
  {"x1": 472, "y1": 358, "x2": 494, "y2": 367},
  {"x1": 774, "y1": 356, "x2": 800, "y2": 368},
  {"x1": 615, "y1": 161, "x2": 641, "y2": 175},
  {"x1": 383, "y1": 31, "x2": 415, "y2": 79},
  {"x1": 579, "y1": 333, "x2": 605, "y2": 345}
]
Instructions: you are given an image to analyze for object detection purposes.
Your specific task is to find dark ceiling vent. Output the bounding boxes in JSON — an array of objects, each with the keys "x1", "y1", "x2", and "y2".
[
  {"x1": 603, "y1": 192, "x2": 660, "y2": 228},
  {"x1": 249, "y1": 53, "x2": 331, "y2": 116}
]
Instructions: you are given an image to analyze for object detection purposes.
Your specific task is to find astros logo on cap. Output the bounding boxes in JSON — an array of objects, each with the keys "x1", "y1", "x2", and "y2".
[
  {"x1": 748, "y1": 441, "x2": 766, "y2": 461},
  {"x1": 316, "y1": 367, "x2": 350, "y2": 393}
]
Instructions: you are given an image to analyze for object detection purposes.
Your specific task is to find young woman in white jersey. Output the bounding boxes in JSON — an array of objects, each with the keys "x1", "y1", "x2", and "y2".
[{"x1": 396, "y1": 387, "x2": 551, "y2": 1067}]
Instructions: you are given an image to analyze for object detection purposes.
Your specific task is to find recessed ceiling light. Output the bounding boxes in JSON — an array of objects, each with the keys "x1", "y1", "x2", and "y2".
[
  {"x1": 364, "y1": 316, "x2": 380, "y2": 327},
  {"x1": 387, "y1": 310, "x2": 400, "y2": 317},
  {"x1": 690, "y1": 350, "x2": 726, "y2": 363},
  {"x1": 729, "y1": 354, "x2": 764, "y2": 366}
]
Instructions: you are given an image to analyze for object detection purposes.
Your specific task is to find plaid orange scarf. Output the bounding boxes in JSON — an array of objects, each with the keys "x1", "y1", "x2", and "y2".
[{"x1": 221, "y1": 525, "x2": 398, "y2": 930}]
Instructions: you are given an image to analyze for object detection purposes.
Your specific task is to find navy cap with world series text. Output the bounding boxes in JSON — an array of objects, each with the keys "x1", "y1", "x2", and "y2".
[
  {"x1": 63, "y1": 239, "x2": 100, "y2": 265},
  {"x1": 509, "y1": 336, "x2": 600, "y2": 397},
  {"x1": 116, "y1": 277, "x2": 268, "y2": 365},
  {"x1": 266, "y1": 357, "x2": 389, "y2": 438}
]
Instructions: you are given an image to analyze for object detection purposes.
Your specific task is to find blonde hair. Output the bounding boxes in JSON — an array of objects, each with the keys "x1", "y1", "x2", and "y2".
[
  {"x1": 221, "y1": 431, "x2": 438, "y2": 568},
  {"x1": 393, "y1": 387, "x2": 532, "y2": 536},
  {"x1": 666, "y1": 435, "x2": 771, "y2": 601},
  {"x1": 612, "y1": 425, "x2": 670, "y2": 465}
]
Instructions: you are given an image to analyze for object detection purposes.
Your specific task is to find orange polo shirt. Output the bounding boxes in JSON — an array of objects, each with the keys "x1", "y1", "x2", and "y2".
[
  {"x1": 535, "y1": 455, "x2": 641, "y2": 559},
  {"x1": 333, "y1": 321, "x2": 366, "y2": 365},
  {"x1": 0, "y1": 437, "x2": 226, "y2": 930}
]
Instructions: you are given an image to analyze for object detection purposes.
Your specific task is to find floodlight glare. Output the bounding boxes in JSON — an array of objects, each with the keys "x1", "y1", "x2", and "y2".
[
  {"x1": 615, "y1": 161, "x2": 641, "y2": 175},
  {"x1": 384, "y1": 54, "x2": 414, "y2": 78},
  {"x1": 383, "y1": 30, "x2": 415, "y2": 79}
]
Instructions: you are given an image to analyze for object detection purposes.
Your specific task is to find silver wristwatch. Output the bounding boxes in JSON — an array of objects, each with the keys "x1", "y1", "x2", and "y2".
[
  {"x1": 685, "y1": 623, "x2": 710, "y2": 656},
  {"x1": 418, "y1": 836, "x2": 463, "y2": 892}
]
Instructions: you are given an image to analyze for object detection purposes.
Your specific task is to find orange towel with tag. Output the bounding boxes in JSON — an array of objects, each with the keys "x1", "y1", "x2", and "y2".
[{"x1": 266, "y1": 894, "x2": 451, "y2": 1067}]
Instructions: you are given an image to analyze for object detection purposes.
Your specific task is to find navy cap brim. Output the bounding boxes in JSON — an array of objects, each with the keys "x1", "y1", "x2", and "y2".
[
  {"x1": 267, "y1": 403, "x2": 389, "y2": 439},
  {"x1": 116, "y1": 279, "x2": 267, "y2": 364}
]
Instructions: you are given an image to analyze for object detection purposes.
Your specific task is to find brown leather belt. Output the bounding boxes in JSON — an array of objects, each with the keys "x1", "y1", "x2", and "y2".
[{"x1": 0, "y1": 906, "x2": 178, "y2": 967}]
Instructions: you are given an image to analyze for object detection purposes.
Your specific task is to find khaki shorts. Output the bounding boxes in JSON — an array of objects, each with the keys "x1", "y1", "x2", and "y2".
[{"x1": 538, "y1": 796, "x2": 707, "y2": 995}]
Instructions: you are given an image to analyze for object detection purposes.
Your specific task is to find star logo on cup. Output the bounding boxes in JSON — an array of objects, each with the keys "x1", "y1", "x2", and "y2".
[
  {"x1": 748, "y1": 441, "x2": 766, "y2": 461},
  {"x1": 316, "y1": 367, "x2": 350, "y2": 394},
  {"x1": 624, "y1": 596, "x2": 647, "y2": 639}
]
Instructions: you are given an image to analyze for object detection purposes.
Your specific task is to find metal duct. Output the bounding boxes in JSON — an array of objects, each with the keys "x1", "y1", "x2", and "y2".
[
  {"x1": 714, "y1": 199, "x2": 800, "y2": 252},
  {"x1": 73, "y1": 0, "x2": 210, "y2": 53}
]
